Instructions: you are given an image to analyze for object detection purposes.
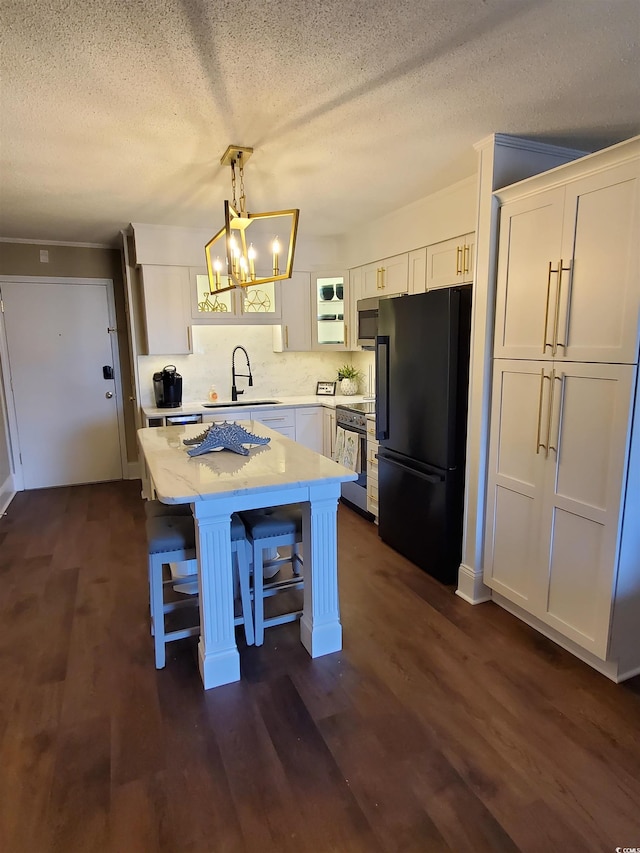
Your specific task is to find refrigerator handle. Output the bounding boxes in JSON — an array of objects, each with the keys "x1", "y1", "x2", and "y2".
[
  {"x1": 380, "y1": 454, "x2": 445, "y2": 484},
  {"x1": 375, "y1": 335, "x2": 389, "y2": 440}
]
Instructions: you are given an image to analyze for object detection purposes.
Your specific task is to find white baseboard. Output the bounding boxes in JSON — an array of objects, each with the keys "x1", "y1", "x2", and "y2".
[
  {"x1": 455, "y1": 563, "x2": 492, "y2": 604},
  {"x1": 0, "y1": 472, "x2": 16, "y2": 516}
]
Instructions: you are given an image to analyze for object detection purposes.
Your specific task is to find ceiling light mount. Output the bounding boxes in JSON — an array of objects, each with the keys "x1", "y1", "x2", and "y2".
[
  {"x1": 220, "y1": 145, "x2": 253, "y2": 168},
  {"x1": 205, "y1": 145, "x2": 299, "y2": 294}
]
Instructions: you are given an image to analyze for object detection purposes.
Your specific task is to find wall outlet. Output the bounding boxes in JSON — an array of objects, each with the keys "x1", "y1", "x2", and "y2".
[{"x1": 39, "y1": 249, "x2": 49, "y2": 263}]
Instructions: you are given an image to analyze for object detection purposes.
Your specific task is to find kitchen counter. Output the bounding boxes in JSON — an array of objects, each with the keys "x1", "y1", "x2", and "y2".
[
  {"x1": 142, "y1": 394, "x2": 374, "y2": 420},
  {"x1": 138, "y1": 420, "x2": 357, "y2": 688}
]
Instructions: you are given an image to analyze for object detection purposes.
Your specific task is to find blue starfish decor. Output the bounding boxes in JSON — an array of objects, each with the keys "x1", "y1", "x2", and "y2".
[{"x1": 183, "y1": 422, "x2": 271, "y2": 457}]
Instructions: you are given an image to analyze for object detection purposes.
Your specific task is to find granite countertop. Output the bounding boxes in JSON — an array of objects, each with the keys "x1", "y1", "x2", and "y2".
[{"x1": 142, "y1": 394, "x2": 374, "y2": 419}]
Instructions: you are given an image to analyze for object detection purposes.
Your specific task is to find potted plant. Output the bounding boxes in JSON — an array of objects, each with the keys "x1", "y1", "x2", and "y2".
[{"x1": 337, "y1": 363, "x2": 363, "y2": 396}]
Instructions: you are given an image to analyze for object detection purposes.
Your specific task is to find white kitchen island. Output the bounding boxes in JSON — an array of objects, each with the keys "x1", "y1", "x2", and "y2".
[{"x1": 137, "y1": 421, "x2": 357, "y2": 689}]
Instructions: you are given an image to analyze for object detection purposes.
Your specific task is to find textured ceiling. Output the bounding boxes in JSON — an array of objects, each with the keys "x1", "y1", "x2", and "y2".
[{"x1": 1, "y1": 0, "x2": 639, "y2": 246}]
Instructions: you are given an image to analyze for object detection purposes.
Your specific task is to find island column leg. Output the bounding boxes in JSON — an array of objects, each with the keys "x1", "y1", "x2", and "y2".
[
  {"x1": 300, "y1": 483, "x2": 343, "y2": 658},
  {"x1": 193, "y1": 505, "x2": 240, "y2": 688}
]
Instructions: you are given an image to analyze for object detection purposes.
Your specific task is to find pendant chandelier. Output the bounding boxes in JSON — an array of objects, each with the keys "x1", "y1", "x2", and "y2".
[{"x1": 205, "y1": 146, "x2": 299, "y2": 294}]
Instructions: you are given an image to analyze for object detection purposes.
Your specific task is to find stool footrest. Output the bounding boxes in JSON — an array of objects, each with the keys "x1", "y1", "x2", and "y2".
[
  {"x1": 164, "y1": 625, "x2": 201, "y2": 642},
  {"x1": 263, "y1": 577, "x2": 304, "y2": 597},
  {"x1": 163, "y1": 598, "x2": 199, "y2": 615},
  {"x1": 263, "y1": 611, "x2": 302, "y2": 628}
]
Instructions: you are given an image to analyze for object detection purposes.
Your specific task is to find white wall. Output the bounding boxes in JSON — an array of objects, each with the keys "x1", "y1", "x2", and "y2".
[
  {"x1": 341, "y1": 175, "x2": 477, "y2": 268},
  {"x1": 132, "y1": 222, "x2": 345, "y2": 272},
  {"x1": 138, "y1": 324, "x2": 373, "y2": 407}
]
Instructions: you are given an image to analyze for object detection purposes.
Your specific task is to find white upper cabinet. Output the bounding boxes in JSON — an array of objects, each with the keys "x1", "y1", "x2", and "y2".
[
  {"x1": 190, "y1": 267, "x2": 281, "y2": 325},
  {"x1": 408, "y1": 247, "x2": 427, "y2": 294},
  {"x1": 361, "y1": 253, "x2": 409, "y2": 298},
  {"x1": 311, "y1": 273, "x2": 349, "y2": 351},
  {"x1": 494, "y1": 158, "x2": 640, "y2": 364},
  {"x1": 425, "y1": 234, "x2": 475, "y2": 290},
  {"x1": 139, "y1": 265, "x2": 192, "y2": 355},
  {"x1": 273, "y1": 272, "x2": 312, "y2": 352},
  {"x1": 348, "y1": 266, "x2": 362, "y2": 350},
  {"x1": 559, "y1": 165, "x2": 639, "y2": 363}
]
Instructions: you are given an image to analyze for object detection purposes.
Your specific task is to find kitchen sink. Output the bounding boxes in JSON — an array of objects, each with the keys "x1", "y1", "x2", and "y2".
[{"x1": 202, "y1": 400, "x2": 281, "y2": 408}]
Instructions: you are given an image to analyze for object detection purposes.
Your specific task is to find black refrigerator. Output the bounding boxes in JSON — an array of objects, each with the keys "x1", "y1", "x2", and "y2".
[{"x1": 375, "y1": 286, "x2": 472, "y2": 584}]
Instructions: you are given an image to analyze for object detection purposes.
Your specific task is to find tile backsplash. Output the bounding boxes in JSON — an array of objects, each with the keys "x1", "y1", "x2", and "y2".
[{"x1": 138, "y1": 325, "x2": 374, "y2": 406}]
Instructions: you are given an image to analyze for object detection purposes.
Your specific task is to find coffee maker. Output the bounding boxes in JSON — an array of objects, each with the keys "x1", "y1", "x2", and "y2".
[{"x1": 153, "y1": 365, "x2": 183, "y2": 408}]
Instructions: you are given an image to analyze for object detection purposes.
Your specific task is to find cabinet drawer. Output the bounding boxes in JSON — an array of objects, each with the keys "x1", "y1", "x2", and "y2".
[
  {"x1": 366, "y1": 419, "x2": 377, "y2": 438},
  {"x1": 202, "y1": 409, "x2": 252, "y2": 423},
  {"x1": 251, "y1": 408, "x2": 296, "y2": 429},
  {"x1": 368, "y1": 481, "x2": 378, "y2": 501}
]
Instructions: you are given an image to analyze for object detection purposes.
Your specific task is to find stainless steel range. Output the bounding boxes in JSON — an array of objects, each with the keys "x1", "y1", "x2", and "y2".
[{"x1": 335, "y1": 401, "x2": 375, "y2": 515}]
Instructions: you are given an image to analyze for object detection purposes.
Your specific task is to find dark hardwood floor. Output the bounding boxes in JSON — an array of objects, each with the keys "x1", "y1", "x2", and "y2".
[{"x1": 1, "y1": 480, "x2": 639, "y2": 852}]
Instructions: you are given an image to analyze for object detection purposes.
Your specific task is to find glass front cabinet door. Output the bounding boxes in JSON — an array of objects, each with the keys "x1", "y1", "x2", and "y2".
[
  {"x1": 190, "y1": 268, "x2": 280, "y2": 324},
  {"x1": 312, "y1": 273, "x2": 348, "y2": 350}
]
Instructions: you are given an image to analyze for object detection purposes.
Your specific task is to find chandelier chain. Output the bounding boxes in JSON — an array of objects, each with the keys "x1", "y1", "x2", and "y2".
[
  {"x1": 238, "y1": 154, "x2": 247, "y2": 216},
  {"x1": 230, "y1": 161, "x2": 238, "y2": 210}
]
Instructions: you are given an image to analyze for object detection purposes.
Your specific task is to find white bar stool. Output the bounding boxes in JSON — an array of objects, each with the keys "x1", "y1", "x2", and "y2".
[
  {"x1": 146, "y1": 512, "x2": 254, "y2": 668},
  {"x1": 239, "y1": 506, "x2": 304, "y2": 646}
]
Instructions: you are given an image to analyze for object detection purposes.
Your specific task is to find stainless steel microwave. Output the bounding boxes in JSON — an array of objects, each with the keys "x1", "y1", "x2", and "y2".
[{"x1": 357, "y1": 294, "x2": 401, "y2": 348}]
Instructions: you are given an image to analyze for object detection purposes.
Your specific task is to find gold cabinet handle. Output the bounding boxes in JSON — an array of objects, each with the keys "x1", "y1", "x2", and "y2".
[
  {"x1": 463, "y1": 244, "x2": 470, "y2": 275},
  {"x1": 548, "y1": 372, "x2": 563, "y2": 456},
  {"x1": 379, "y1": 267, "x2": 386, "y2": 289},
  {"x1": 285, "y1": 325, "x2": 289, "y2": 348},
  {"x1": 344, "y1": 323, "x2": 348, "y2": 347},
  {"x1": 554, "y1": 261, "x2": 572, "y2": 354},
  {"x1": 456, "y1": 246, "x2": 462, "y2": 275},
  {"x1": 536, "y1": 369, "x2": 549, "y2": 455},
  {"x1": 543, "y1": 261, "x2": 554, "y2": 353}
]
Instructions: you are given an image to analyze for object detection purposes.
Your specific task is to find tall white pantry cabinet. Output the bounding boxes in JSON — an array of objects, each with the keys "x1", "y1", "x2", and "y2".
[{"x1": 483, "y1": 136, "x2": 640, "y2": 682}]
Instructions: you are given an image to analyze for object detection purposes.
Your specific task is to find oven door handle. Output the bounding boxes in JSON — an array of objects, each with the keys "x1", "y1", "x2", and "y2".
[{"x1": 379, "y1": 454, "x2": 444, "y2": 484}]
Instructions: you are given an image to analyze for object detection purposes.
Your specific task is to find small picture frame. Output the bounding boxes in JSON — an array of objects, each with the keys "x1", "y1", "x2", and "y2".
[{"x1": 316, "y1": 380, "x2": 337, "y2": 396}]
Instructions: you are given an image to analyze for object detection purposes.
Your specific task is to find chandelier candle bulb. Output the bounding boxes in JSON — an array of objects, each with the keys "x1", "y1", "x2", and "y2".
[
  {"x1": 213, "y1": 257, "x2": 222, "y2": 289},
  {"x1": 239, "y1": 255, "x2": 248, "y2": 283},
  {"x1": 248, "y1": 244, "x2": 256, "y2": 280},
  {"x1": 272, "y1": 237, "x2": 280, "y2": 275},
  {"x1": 230, "y1": 237, "x2": 240, "y2": 275}
]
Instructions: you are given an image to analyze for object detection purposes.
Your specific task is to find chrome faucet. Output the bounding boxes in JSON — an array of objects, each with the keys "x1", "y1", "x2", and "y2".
[{"x1": 231, "y1": 345, "x2": 253, "y2": 401}]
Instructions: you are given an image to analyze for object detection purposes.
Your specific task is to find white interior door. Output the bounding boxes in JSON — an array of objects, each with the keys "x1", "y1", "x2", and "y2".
[{"x1": 1, "y1": 279, "x2": 124, "y2": 488}]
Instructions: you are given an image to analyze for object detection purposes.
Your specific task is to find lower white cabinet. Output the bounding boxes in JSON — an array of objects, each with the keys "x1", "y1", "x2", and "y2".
[
  {"x1": 295, "y1": 407, "x2": 323, "y2": 452},
  {"x1": 202, "y1": 408, "x2": 255, "y2": 424},
  {"x1": 203, "y1": 405, "x2": 324, "y2": 448},
  {"x1": 484, "y1": 358, "x2": 639, "y2": 670},
  {"x1": 323, "y1": 408, "x2": 336, "y2": 459},
  {"x1": 250, "y1": 407, "x2": 296, "y2": 439},
  {"x1": 366, "y1": 416, "x2": 379, "y2": 522}
]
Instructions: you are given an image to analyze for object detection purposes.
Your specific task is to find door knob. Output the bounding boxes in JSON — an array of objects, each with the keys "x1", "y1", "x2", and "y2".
[{"x1": 105, "y1": 391, "x2": 113, "y2": 399}]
